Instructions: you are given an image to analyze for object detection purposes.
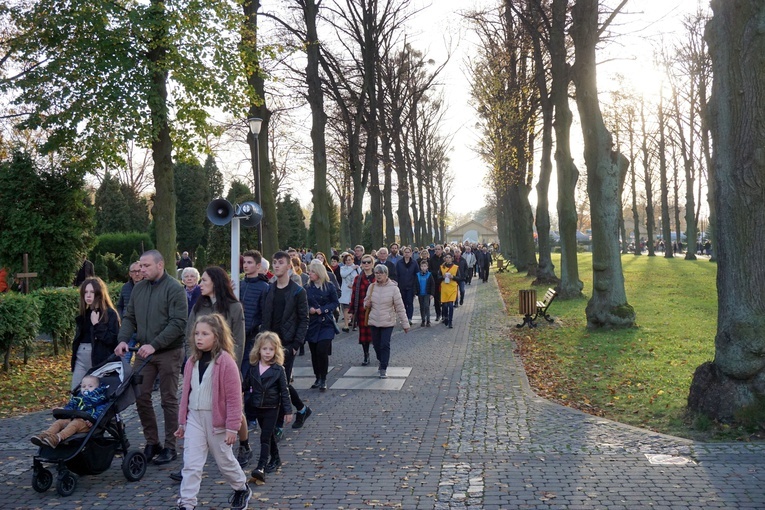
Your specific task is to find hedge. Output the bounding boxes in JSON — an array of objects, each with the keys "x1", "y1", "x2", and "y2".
[
  {"x1": 91, "y1": 232, "x2": 153, "y2": 267},
  {"x1": 34, "y1": 287, "x2": 79, "y2": 356},
  {"x1": 0, "y1": 293, "x2": 41, "y2": 371}
]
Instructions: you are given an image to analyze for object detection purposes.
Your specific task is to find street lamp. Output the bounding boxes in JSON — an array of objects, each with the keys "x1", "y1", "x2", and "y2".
[{"x1": 248, "y1": 117, "x2": 263, "y2": 253}]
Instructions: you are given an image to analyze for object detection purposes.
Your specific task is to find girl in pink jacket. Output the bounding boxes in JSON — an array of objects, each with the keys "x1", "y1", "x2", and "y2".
[{"x1": 174, "y1": 314, "x2": 251, "y2": 510}]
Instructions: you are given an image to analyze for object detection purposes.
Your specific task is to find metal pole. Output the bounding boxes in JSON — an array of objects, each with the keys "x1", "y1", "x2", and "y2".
[
  {"x1": 255, "y1": 132, "x2": 263, "y2": 254},
  {"x1": 231, "y1": 216, "x2": 240, "y2": 296}
]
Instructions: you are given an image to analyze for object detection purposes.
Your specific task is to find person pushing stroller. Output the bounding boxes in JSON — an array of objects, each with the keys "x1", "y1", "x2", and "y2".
[{"x1": 30, "y1": 375, "x2": 108, "y2": 448}]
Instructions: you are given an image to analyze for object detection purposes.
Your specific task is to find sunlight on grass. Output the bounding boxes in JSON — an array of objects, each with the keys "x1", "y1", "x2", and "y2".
[{"x1": 498, "y1": 253, "x2": 723, "y2": 440}]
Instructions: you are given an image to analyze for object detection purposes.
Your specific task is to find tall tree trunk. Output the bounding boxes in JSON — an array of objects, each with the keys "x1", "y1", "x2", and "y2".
[
  {"x1": 304, "y1": 0, "x2": 330, "y2": 255},
  {"x1": 658, "y1": 94, "x2": 674, "y2": 258},
  {"x1": 243, "y1": 0, "x2": 278, "y2": 257},
  {"x1": 640, "y1": 99, "x2": 656, "y2": 256},
  {"x1": 148, "y1": 0, "x2": 176, "y2": 268},
  {"x1": 700, "y1": 69, "x2": 716, "y2": 262},
  {"x1": 629, "y1": 123, "x2": 641, "y2": 256},
  {"x1": 571, "y1": 0, "x2": 635, "y2": 328},
  {"x1": 363, "y1": 4, "x2": 382, "y2": 249},
  {"x1": 551, "y1": 0, "x2": 582, "y2": 299},
  {"x1": 688, "y1": 0, "x2": 765, "y2": 421}
]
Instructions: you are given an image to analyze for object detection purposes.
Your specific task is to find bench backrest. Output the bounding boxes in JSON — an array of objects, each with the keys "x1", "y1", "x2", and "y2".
[{"x1": 541, "y1": 288, "x2": 557, "y2": 306}]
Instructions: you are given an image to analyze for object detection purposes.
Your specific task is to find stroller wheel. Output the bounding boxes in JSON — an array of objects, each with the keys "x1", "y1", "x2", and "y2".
[
  {"x1": 32, "y1": 468, "x2": 53, "y2": 493},
  {"x1": 122, "y1": 450, "x2": 148, "y2": 482},
  {"x1": 55, "y1": 471, "x2": 77, "y2": 497}
]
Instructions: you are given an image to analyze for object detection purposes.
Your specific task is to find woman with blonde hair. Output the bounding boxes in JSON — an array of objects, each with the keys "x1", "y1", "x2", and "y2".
[
  {"x1": 71, "y1": 277, "x2": 120, "y2": 390},
  {"x1": 304, "y1": 260, "x2": 339, "y2": 391}
]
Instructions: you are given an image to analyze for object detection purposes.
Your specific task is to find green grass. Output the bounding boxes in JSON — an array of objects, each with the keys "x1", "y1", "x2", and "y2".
[{"x1": 495, "y1": 253, "x2": 755, "y2": 441}]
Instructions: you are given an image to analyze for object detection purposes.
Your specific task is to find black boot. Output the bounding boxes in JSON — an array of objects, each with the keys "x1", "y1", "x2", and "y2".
[
  {"x1": 251, "y1": 459, "x2": 266, "y2": 483},
  {"x1": 319, "y1": 378, "x2": 327, "y2": 391},
  {"x1": 362, "y1": 354, "x2": 370, "y2": 366},
  {"x1": 310, "y1": 378, "x2": 320, "y2": 389},
  {"x1": 265, "y1": 454, "x2": 281, "y2": 473}
]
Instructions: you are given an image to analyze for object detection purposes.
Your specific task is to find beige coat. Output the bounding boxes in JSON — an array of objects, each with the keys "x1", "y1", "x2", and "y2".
[{"x1": 364, "y1": 279, "x2": 410, "y2": 329}]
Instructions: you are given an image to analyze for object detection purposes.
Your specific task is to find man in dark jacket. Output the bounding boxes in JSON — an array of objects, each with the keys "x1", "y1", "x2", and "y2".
[
  {"x1": 375, "y1": 247, "x2": 397, "y2": 281},
  {"x1": 117, "y1": 262, "x2": 143, "y2": 317},
  {"x1": 454, "y1": 248, "x2": 469, "y2": 307},
  {"x1": 477, "y1": 245, "x2": 493, "y2": 282},
  {"x1": 240, "y1": 250, "x2": 269, "y2": 376},
  {"x1": 260, "y1": 251, "x2": 312, "y2": 446},
  {"x1": 428, "y1": 245, "x2": 445, "y2": 322},
  {"x1": 114, "y1": 250, "x2": 187, "y2": 466},
  {"x1": 394, "y1": 247, "x2": 418, "y2": 322}
]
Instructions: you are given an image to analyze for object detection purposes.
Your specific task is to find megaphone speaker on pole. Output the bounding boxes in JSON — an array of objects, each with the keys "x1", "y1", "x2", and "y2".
[
  {"x1": 238, "y1": 201, "x2": 263, "y2": 228},
  {"x1": 206, "y1": 199, "x2": 235, "y2": 226}
]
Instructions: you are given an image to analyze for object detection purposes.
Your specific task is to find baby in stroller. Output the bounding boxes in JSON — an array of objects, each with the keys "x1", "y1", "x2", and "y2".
[{"x1": 31, "y1": 375, "x2": 108, "y2": 448}]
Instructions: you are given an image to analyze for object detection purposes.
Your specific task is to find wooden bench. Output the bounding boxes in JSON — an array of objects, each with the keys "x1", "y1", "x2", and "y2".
[
  {"x1": 496, "y1": 259, "x2": 507, "y2": 273},
  {"x1": 533, "y1": 288, "x2": 557, "y2": 323},
  {"x1": 515, "y1": 288, "x2": 557, "y2": 328}
]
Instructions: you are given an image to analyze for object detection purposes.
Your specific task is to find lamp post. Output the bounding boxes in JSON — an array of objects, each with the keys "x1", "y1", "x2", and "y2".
[{"x1": 248, "y1": 117, "x2": 263, "y2": 253}]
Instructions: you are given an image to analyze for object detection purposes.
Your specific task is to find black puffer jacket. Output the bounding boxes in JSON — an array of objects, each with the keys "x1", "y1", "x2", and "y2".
[
  {"x1": 259, "y1": 280, "x2": 309, "y2": 351},
  {"x1": 243, "y1": 363, "x2": 292, "y2": 417}
]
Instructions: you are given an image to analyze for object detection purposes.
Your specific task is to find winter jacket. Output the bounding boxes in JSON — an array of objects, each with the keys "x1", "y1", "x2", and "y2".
[
  {"x1": 71, "y1": 308, "x2": 120, "y2": 372},
  {"x1": 260, "y1": 280, "x2": 309, "y2": 351},
  {"x1": 428, "y1": 253, "x2": 444, "y2": 285},
  {"x1": 117, "y1": 280, "x2": 134, "y2": 318},
  {"x1": 339, "y1": 264, "x2": 361, "y2": 305},
  {"x1": 395, "y1": 257, "x2": 419, "y2": 292},
  {"x1": 416, "y1": 271, "x2": 435, "y2": 297},
  {"x1": 305, "y1": 282, "x2": 339, "y2": 343},
  {"x1": 455, "y1": 257, "x2": 469, "y2": 282},
  {"x1": 364, "y1": 279, "x2": 410, "y2": 329},
  {"x1": 63, "y1": 385, "x2": 109, "y2": 420},
  {"x1": 243, "y1": 363, "x2": 292, "y2": 417},
  {"x1": 376, "y1": 259, "x2": 398, "y2": 281},
  {"x1": 179, "y1": 351, "x2": 242, "y2": 434},
  {"x1": 187, "y1": 298, "x2": 246, "y2": 366},
  {"x1": 117, "y1": 271, "x2": 187, "y2": 353},
  {"x1": 239, "y1": 274, "x2": 269, "y2": 338}
]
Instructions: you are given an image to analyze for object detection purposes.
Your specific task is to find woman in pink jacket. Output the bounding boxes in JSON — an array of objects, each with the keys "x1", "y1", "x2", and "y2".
[
  {"x1": 364, "y1": 264, "x2": 410, "y2": 378},
  {"x1": 174, "y1": 313, "x2": 251, "y2": 510}
]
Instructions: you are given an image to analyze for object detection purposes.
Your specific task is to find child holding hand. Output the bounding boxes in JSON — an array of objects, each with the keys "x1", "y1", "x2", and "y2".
[
  {"x1": 174, "y1": 314, "x2": 251, "y2": 510},
  {"x1": 243, "y1": 332, "x2": 293, "y2": 483}
]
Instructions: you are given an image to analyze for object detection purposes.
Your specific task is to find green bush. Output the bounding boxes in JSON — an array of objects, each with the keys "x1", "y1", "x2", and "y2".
[
  {"x1": 95, "y1": 252, "x2": 128, "y2": 282},
  {"x1": 91, "y1": 232, "x2": 153, "y2": 267},
  {"x1": 0, "y1": 293, "x2": 41, "y2": 371},
  {"x1": 34, "y1": 287, "x2": 78, "y2": 356},
  {"x1": 107, "y1": 282, "x2": 124, "y2": 307}
]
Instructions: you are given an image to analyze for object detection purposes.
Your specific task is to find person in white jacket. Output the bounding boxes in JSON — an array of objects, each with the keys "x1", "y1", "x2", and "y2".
[{"x1": 364, "y1": 264, "x2": 410, "y2": 378}]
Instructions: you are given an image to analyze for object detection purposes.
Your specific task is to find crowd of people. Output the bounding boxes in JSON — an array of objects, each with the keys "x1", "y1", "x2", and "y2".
[{"x1": 33, "y1": 241, "x2": 497, "y2": 510}]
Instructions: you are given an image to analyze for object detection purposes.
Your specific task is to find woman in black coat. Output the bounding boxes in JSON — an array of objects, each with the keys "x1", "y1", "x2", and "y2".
[
  {"x1": 71, "y1": 277, "x2": 120, "y2": 390},
  {"x1": 304, "y1": 260, "x2": 339, "y2": 391}
]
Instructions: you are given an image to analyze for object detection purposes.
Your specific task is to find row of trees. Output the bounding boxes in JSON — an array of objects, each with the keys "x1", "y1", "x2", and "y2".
[
  {"x1": 467, "y1": 0, "x2": 765, "y2": 424},
  {"x1": 1, "y1": 0, "x2": 459, "y2": 268}
]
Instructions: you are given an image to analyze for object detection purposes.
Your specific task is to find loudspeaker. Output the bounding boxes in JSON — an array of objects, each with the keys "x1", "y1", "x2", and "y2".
[
  {"x1": 238, "y1": 201, "x2": 263, "y2": 228},
  {"x1": 206, "y1": 199, "x2": 235, "y2": 226}
]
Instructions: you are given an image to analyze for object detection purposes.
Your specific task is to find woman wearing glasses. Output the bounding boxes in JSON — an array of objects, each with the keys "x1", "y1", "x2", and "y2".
[
  {"x1": 349, "y1": 255, "x2": 376, "y2": 366},
  {"x1": 363, "y1": 265, "x2": 410, "y2": 378}
]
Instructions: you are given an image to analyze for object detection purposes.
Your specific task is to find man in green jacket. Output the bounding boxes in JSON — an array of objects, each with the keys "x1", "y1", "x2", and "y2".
[{"x1": 115, "y1": 250, "x2": 187, "y2": 465}]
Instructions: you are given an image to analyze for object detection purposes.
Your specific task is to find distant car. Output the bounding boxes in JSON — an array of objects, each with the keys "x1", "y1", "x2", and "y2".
[{"x1": 576, "y1": 230, "x2": 591, "y2": 243}]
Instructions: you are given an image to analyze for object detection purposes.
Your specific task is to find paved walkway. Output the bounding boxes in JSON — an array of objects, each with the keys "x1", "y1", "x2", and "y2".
[{"x1": 1, "y1": 274, "x2": 764, "y2": 509}]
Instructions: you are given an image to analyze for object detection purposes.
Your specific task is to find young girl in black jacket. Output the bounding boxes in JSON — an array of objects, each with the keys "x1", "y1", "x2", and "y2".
[{"x1": 243, "y1": 332, "x2": 293, "y2": 483}]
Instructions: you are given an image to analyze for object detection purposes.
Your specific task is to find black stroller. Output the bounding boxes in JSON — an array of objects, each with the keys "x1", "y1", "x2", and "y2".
[{"x1": 31, "y1": 352, "x2": 149, "y2": 496}]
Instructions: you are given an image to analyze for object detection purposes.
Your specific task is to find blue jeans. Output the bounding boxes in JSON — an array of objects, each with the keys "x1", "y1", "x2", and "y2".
[{"x1": 370, "y1": 326, "x2": 393, "y2": 370}]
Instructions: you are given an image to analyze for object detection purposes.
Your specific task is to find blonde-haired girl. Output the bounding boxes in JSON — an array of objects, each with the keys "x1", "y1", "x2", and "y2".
[
  {"x1": 243, "y1": 332, "x2": 293, "y2": 483},
  {"x1": 175, "y1": 313, "x2": 251, "y2": 510}
]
